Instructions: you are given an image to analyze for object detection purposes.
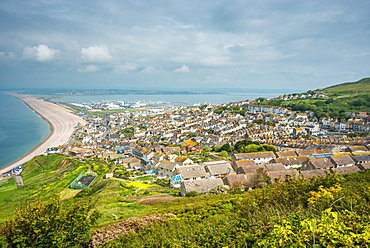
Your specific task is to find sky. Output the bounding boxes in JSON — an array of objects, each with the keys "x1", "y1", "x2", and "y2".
[{"x1": 0, "y1": 0, "x2": 369, "y2": 91}]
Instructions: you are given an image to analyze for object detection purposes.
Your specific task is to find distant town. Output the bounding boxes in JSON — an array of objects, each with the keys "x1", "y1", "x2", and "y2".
[{"x1": 15, "y1": 95, "x2": 365, "y2": 196}]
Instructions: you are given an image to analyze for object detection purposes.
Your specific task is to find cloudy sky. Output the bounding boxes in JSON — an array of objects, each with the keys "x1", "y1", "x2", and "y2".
[{"x1": 0, "y1": 0, "x2": 369, "y2": 91}]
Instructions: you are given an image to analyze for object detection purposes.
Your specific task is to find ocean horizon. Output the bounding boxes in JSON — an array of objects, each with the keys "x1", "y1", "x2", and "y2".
[{"x1": 51, "y1": 92, "x2": 283, "y2": 105}]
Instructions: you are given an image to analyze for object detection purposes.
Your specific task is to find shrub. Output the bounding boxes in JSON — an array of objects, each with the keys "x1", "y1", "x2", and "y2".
[{"x1": 0, "y1": 197, "x2": 100, "y2": 247}]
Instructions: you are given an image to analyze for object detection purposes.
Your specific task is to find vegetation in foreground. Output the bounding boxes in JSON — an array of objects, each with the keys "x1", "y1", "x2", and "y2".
[
  {"x1": 101, "y1": 171, "x2": 370, "y2": 247},
  {"x1": 1, "y1": 163, "x2": 370, "y2": 247}
]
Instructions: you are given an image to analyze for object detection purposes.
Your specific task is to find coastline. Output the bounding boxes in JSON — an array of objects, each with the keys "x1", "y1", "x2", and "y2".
[{"x1": 0, "y1": 93, "x2": 86, "y2": 175}]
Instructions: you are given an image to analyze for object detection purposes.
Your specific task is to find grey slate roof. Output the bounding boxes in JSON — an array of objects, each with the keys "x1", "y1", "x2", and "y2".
[
  {"x1": 330, "y1": 166, "x2": 361, "y2": 174},
  {"x1": 275, "y1": 150, "x2": 298, "y2": 158},
  {"x1": 309, "y1": 158, "x2": 335, "y2": 169},
  {"x1": 329, "y1": 155, "x2": 355, "y2": 167},
  {"x1": 223, "y1": 173, "x2": 256, "y2": 187},
  {"x1": 267, "y1": 170, "x2": 299, "y2": 184},
  {"x1": 180, "y1": 178, "x2": 224, "y2": 196},
  {"x1": 358, "y1": 162, "x2": 370, "y2": 170},
  {"x1": 264, "y1": 163, "x2": 286, "y2": 172},
  {"x1": 237, "y1": 165, "x2": 265, "y2": 174},
  {"x1": 205, "y1": 162, "x2": 235, "y2": 176},
  {"x1": 300, "y1": 170, "x2": 328, "y2": 179},
  {"x1": 353, "y1": 155, "x2": 370, "y2": 163},
  {"x1": 175, "y1": 165, "x2": 207, "y2": 180}
]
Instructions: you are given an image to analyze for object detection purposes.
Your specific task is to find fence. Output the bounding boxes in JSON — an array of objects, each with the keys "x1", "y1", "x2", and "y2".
[{"x1": 70, "y1": 172, "x2": 98, "y2": 189}]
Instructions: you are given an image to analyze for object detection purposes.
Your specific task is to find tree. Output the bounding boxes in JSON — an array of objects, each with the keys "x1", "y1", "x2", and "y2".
[
  {"x1": 234, "y1": 139, "x2": 259, "y2": 152},
  {"x1": 219, "y1": 150, "x2": 229, "y2": 158},
  {"x1": 262, "y1": 144, "x2": 277, "y2": 152},
  {"x1": 347, "y1": 133, "x2": 357, "y2": 138},
  {"x1": 360, "y1": 132, "x2": 370, "y2": 137},
  {"x1": 220, "y1": 143, "x2": 233, "y2": 153},
  {"x1": 0, "y1": 197, "x2": 100, "y2": 247},
  {"x1": 244, "y1": 144, "x2": 261, "y2": 153}
]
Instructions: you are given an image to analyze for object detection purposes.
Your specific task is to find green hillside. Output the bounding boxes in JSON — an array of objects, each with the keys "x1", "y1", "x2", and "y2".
[
  {"x1": 322, "y1": 77, "x2": 370, "y2": 96},
  {"x1": 0, "y1": 154, "x2": 90, "y2": 220},
  {"x1": 0, "y1": 154, "x2": 178, "y2": 227},
  {"x1": 254, "y1": 77, "x2": 370, "y2": 120}
]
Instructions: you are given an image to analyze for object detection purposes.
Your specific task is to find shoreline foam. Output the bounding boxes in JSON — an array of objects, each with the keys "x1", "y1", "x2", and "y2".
[{"x1": 0, "y1": 93, "x2": 86, "y2": 175}]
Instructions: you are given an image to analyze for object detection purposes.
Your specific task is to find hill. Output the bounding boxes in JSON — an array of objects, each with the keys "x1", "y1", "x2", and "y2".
[
  {"x1": 323, "y1": 77, "x2": 370, "y2": 96},
  {"x1": 253, "y1": 77, "x2": 370, "y2": 121}
]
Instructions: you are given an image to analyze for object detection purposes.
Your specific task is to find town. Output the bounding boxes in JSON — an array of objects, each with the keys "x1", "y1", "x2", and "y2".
[{"x1": 38, "y1": 97, "x2": 369, "y2": 196}]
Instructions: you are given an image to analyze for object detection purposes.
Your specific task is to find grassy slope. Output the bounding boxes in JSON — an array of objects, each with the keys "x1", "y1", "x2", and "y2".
[
  {"x1": 103, "y1": 170, "x2": 370, "y2": 247},
  {"x1": 256, "y1": 77, "x2": 370, "y2": 115},
  {"x1": 322, "y1": 77, "x2": 370, "y2": 96},
  {"x1": 0, "y1": 154, "x2": 89, "y2": 221},
  {"x1": 0, "y1": 154, "x2": 180, "y2": 226}
]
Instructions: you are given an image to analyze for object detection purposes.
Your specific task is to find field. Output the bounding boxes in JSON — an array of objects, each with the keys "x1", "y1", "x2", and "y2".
[{"x1": 0, "y1": 154, "x2": 180, "y2": 227}]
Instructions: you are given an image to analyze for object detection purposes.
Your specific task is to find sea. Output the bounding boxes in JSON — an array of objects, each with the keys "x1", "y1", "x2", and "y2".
[
  {"x1": 0, "y1": 93, "x2": 49, "y2": 169},
  {"x1": 0, "y1": 91, "x2": 290, "y2": 170},
  {"x1": 51, "y1": 92, "x2": 282, "y2": 105}
]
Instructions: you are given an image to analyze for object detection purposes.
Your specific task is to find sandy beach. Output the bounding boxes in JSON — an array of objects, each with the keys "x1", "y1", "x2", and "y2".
[{"x1": 0, "y1": 93, "x2": 86, "y2": 175}]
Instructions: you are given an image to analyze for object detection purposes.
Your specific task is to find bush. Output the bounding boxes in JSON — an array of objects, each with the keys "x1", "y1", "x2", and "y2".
[{"x1": 0, "y1": 197, "x2": 100, "y2": 247}]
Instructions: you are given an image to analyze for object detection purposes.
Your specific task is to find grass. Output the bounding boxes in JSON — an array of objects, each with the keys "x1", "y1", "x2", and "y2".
[
  {"x1": 0, "y1": 154, "x2": 182, "y2": 228},
  {"x1": 323, "y1": 77, "x2": 370, "y2": 96},
  {"x1": 0, "y1": 154, "x2": 89, "y2": 222},
  {"x1": 59, "y1": 188, "x2": 82, "y2": 200},
  {"x1": 124, "y1": 181, "x2": 156, "y2": 189}
]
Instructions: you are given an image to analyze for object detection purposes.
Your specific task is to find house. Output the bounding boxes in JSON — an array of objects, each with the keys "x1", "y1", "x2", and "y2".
[
  {"x1": 222, "y1": 174, "x2": 255, "y2": 187},
  {"x1": 128, "y1": 161, "x2": 144, "y2": 171},
  {"x1": 309, "y1": 153, "x2": 334, "y2": 160},
  {"x1": 170, "y1": 165, "x2": 207, "y2": 188},
  {"x1": 237, "y1": 164, "x2": 265, "y2": 174},
  {"x1": 358, "y1": 162, "x2": 370, "y2": 170},
  {"x1": 119, "y1": 157, "x2": 140, "y2": 166},
  {"x1": 352, "y1": 155, "x2": 370, "y2": 164},
  {"x1": 156, "y1": 160, "x2": 179, "y2": 177},
  {"x1": 174, "y1": 165, "x2": 207, "y2": 180},
  {"x1": 232, "y1": 151, "x2": 276, "y2": 165},
  {"x1": 161, "y1": 146, "x2": 182, "y2": 154},
  {"x1": 264, "y1": 163, "x2": 286, "y2": 172},
  {"x1": 271, "y1": 156, "x2": 308, "y2": 169},
  {"x1": 296, "y1": 149, "x2": 331, "y2": 157},
  {"x1": 300, "y1": 169, "x2": 328, "y2": 179},
  {"x1": 330, "y1": 166, "x2": 361, "y2": 175},
  {"x1": 267, "y1": 170, "x2": 299, "y2": 184},
  {"x1": 231, "y1": 159, "x2": 256, "y2": 172},
  {"x1": 180, "y1": 178, "x2": 224, "y2": 196},
  {"x1": 174, "y1": 156, "x2": 194, "y2": 166},
  {"x1": 204, "y1": 160, "x2": 235, "y2": 178},
  {"x1": 275, "y1": 150, "x2": 297, "y2": 158},
  {"x1": 345, "y1": 146, "x2": 369, "y2": 153},
  {"x1": 329, "y1": 155, "x2": 355, "y2": 168},
  {"x1": 292, "y1": 127, "x2": 306, "y2": 137},
  {"x1": 301, "y1": 158, "x2": 335, "y2": 171}
]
